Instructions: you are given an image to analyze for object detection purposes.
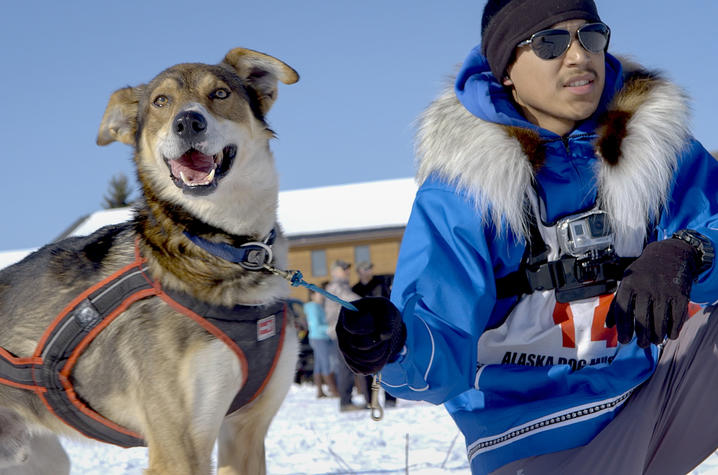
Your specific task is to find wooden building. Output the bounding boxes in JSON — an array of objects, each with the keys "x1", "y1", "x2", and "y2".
[{"x1": 278, "y1": 178, "x2": 415, "y2": 300}]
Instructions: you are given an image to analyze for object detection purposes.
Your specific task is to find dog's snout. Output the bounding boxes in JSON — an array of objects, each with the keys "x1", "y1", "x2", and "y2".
[{"x1": 173, "y1": 111, "x2": 207, "y2": 139}]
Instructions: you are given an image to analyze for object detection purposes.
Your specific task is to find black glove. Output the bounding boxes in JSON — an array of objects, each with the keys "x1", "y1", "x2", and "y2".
[
  {"x1": 336, "y1": 297, "x2": 406, "y2": 375},
  {"x1": 606, "y1": 238, "x2": 701, "y2": 348}
]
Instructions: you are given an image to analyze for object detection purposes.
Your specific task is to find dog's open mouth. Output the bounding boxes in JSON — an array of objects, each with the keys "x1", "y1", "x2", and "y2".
[{"x1": 166, "y1": 145, "x2": 237, "y2": 194}]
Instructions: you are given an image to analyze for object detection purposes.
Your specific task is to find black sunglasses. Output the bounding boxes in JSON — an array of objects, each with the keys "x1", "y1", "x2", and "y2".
[{"x1": 516, "y1": 22, "x2": 611, "y2": 60}]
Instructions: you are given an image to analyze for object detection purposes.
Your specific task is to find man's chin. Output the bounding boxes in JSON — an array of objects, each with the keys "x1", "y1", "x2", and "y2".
[{"x1": 567, "y1": 99, "x2": 602, "y2": 122}]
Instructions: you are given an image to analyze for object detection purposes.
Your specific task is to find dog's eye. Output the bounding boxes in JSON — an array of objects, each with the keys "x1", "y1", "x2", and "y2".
[
  {"x1": 153, "y1": 95, "x2": 169, "y2": 108},
  {"x1": 210, "y1": 88, "x2": 231, "y2": 100}
]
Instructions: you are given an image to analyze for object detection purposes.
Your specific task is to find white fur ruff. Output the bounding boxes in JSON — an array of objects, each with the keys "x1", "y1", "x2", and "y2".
[
  {"x1": 416, "y1": 87, "x2": 534, "y2": 237},
  {"x1": 415, "y1": 75, "x2": 691, "y2": 255}
]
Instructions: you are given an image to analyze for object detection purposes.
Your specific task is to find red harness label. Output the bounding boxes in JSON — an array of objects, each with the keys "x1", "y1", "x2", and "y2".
[{"x1": 257, "y1": 315, "x2": 276, "y2": 341}]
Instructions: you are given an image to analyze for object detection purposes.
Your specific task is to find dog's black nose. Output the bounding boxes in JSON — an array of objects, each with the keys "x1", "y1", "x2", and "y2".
[{"x1": 173, "y1": 111, "x2": 207, "y2": 139}]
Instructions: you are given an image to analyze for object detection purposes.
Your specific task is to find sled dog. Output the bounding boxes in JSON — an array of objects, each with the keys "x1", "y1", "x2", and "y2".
[{"x1": 0, "y1": 47, "x2": 299, "y2": 475}]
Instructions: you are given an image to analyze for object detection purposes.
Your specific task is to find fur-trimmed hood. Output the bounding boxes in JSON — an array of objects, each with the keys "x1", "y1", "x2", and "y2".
[{"x1": 415, "y1": 53, "x2": 691, "y2": 253}]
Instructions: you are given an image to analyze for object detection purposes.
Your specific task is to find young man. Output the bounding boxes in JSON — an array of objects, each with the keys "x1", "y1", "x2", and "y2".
[
  {"x1": 325, "y1": 260, "x2": 368, "y2": 412},
  {"x1": 336, "y1": 0, "x2": 718, "y2": 473}
]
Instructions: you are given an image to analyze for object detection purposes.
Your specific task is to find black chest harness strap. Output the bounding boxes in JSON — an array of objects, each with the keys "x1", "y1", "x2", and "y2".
[
  {"x1": 0, "y1": 242, "x2": 286, "y2": 448},
  {"x1": 495, "y1": 210, "x2": 636, "y2": 303}
]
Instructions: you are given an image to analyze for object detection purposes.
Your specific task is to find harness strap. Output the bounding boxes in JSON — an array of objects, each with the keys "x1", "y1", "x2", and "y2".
[
  {"x1": 495, "y1": 210, "x2": 635, "y2": 303},
  {"x1": 0, "y1": 347, "x2": 43, "y2": 391},
  {"x1": 40, "y1": 259, "x2": 153, "y2": 447},
  {"x1": 0, "y1": 259, "x2": 153, "y2": 447},
  {"x1": 495, "y1": 255, "x2": 635, "y2": 301},
  {"x1": 0, "y1": 243, "x2": 287, "y2": 448},
  {"x1": 161, "y1": 288, "x2": 287, "y2": 414}
]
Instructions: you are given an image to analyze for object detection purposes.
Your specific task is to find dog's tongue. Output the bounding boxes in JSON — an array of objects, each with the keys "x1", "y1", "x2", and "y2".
[{"x1": 170, "y1": 150, "x2": 215, "y2": 185}]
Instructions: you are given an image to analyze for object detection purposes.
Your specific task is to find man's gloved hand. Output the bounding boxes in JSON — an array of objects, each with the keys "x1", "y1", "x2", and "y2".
[
  {"x1": 336, "y1": 297, "x2": 406, "y2": 375},
  {"x1": 606, "y1": 238, "x2": 701, "y2": 348}
]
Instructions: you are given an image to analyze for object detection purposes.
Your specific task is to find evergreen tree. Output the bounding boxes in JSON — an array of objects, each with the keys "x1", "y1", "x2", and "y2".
[{"x1": 102, "y1": 173, "x2": 134, "y2": 209}]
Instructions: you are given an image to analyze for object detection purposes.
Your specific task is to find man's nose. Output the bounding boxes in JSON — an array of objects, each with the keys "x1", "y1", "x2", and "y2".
[{"x1": 564, "y1": 36, "x2": 590, "y2": 64}]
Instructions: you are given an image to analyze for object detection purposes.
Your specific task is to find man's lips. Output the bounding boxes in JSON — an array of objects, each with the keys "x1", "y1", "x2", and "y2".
[{"x1": 563, "y1": 75, "x2": 596, "y2": 94}]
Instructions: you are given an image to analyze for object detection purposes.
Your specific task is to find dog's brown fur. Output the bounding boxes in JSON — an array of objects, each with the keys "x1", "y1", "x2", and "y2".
[{"x1": 0, "y1": 47, "x2": 299, "y2": 475}]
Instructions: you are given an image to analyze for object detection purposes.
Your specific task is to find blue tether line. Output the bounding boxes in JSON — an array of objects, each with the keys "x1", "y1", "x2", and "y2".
[{"x1": 277, "y1": 268, "x2": 358, "y2": 312}]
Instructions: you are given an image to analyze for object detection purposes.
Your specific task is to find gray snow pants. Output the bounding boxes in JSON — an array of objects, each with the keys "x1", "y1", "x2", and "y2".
[{"x1": 494, "y1": 305, "x2": 718, "y2": 475}]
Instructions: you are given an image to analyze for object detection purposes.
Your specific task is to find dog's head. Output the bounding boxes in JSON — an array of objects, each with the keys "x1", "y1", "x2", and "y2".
[{"x1": 97, "y1": 48, "x2": 298, "y2": 234}]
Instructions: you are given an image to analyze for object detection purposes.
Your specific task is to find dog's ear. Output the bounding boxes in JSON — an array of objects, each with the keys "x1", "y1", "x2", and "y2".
[
  {"x1": 222, "y1": 48, "x2": 299, "y2": 116},
  {"x1": 97, "y1": 86, "x2": 143, "y2": 146}
]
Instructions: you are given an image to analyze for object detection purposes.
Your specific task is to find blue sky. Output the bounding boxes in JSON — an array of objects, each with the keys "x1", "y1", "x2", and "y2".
[{"x1": 1, "y1": 1, "x2": 716, "y2": 251}]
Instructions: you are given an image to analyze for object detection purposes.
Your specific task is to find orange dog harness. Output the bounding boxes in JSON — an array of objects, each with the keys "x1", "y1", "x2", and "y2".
[{"x1": 0, "y1": 245, "x2": 287, "y2": 447}]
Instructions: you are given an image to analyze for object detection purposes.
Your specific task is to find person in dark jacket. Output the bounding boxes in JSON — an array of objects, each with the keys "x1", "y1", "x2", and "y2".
[
  {"x1": 351, "y1": 261, "x2": 396, "y2": 408},
  {"x1": 336, "y1": 0, "x2": 718, "y2": 473},
  {"x1": 352, "y1": 261, "x2": 393, "y2": 299},
  {"x1": 325, "y1": 260, "x2": 369, "y2": 412}
]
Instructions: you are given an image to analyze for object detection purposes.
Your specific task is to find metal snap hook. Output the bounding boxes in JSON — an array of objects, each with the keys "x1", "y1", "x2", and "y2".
[
  {"x1": 238, "y1": 242, "x2": 273, "y2": 271},
  {"x1": 370, "y1": 373, "x2": 384, "y2": 421}
]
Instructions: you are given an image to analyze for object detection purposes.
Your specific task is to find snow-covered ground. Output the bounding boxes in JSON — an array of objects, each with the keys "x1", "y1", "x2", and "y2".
[
  {"x1": 60, "y1": 383, "x2": 468, "y2": 474},
  {"x1": 59, "y1": 383, "x2": 717, "y2": 474}
]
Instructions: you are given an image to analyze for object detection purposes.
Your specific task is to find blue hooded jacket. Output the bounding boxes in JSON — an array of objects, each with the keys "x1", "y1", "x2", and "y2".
[{"x1": 381, "y1": 47, "x2": 718, "y2": 474}]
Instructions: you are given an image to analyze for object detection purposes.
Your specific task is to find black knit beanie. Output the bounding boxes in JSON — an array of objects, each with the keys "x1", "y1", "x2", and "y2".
[{"x1": 481, "y1": 0, "x2": 601, "y2": 80}]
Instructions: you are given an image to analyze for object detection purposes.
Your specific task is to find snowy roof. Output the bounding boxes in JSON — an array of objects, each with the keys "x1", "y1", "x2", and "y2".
[
  {"x1": 65, "y1": 207, "x2": 135, "y2": 239},
  {"x1": 278, "y1": 178, "x2": 416, "y2": 236},
  {"x1": 0, "y1": 177, "x2": 417, "y2": 269}
]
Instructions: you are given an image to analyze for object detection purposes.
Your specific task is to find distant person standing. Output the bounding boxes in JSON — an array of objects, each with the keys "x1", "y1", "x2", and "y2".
[
  {"x1": 352, "y1": 261, "x2": 393, "y2": 298},
  {"x1": 352, "y1": 261, "x2": 397, "y2": 408},
  {"x1": 304, "y1": 289, "x2": 340, "y2": 398},
  {"x1": 325, "y1": 260, "x2": 367, "y2": 412}
]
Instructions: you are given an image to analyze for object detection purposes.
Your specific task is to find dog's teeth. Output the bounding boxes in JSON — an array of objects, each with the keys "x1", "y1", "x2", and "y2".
[{"x1": 179, "y1": 168, "x2": 216, "y2": 187}]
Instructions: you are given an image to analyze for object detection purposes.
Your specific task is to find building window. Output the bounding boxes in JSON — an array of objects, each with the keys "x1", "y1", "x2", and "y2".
[
  {"x1": 354, "y1": 245, "x2": 370, "y2": 265},
  {"x1": 311, "y1": 250, "x2": 327, "y2": 277}
]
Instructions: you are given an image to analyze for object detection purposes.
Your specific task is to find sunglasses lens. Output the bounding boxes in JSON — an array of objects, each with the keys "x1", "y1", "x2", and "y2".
[
  {"x1": 531, "y1": 30, "x2": 571, "y2": 60},
  {"x1": 578, "y1": 23, "x2": 610, "y2": 53}
]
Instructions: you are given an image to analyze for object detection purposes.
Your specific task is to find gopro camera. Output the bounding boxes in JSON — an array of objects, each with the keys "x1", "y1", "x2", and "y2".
[{"x1": 556, "y1": 210, "x2": 614, "y2": 258}]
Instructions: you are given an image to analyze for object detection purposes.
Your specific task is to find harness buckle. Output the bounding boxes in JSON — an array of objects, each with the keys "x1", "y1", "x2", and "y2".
[
  {"x1": 524, "y1": 263, "x2": 557, "y2": 292},
  {"x1": 553, "y1": 254, "x2": 620, "y2": 302}
]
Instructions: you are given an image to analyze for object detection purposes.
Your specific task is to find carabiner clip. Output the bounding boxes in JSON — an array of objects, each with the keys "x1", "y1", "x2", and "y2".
[{"x1": 370, "y1": 373, "x2": 384, "y2": 421}]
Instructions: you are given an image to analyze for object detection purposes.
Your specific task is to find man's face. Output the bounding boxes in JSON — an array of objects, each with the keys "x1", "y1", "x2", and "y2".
[
  {"x1": 332, "y1": 266, "x2": 350, "y2": 280},
  {"x1": 503, "y1": 19, "x2": 606, "y2": 136},
  {"x1": 358, "y1": 268, "x2": 373, "y2": 282}
]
